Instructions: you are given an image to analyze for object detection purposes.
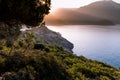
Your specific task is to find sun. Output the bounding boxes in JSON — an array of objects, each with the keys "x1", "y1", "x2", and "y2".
[
  {"x1": 41, "y1": 1, "x2": 46, "y2": 5},
  {"x1": 39, "y1": 0, "x2": 46, "y2": 5}
]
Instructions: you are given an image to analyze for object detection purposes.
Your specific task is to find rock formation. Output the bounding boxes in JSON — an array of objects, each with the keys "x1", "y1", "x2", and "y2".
[{"x1": 21, "y1": 25, "x2": 74, "y2": 53}]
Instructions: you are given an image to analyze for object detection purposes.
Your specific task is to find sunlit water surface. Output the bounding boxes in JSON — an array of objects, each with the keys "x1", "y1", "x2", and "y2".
[{"x1": 47, "y1": 25, "x2": 120, "y2": 67}]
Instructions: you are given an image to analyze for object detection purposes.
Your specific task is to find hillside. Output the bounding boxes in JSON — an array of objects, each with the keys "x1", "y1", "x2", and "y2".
[
  {"x1": 21, "y1": 25, "x2": 73, "y2": 53},
  {"x1": 45, "y1": 0, "x2": 120, "y2": 25},
  {"x1": 0, "y1": 0, "x2": 120, "y2": 79},
  {"x1": 0, "y1": 42, "x2": 120, "y2": 80},
  {"x1": 0, "y1": 22, "x2": 120, "y2": 79},
  {"x1": 0, "y1": 23, "x2": 120, "y2": 79}
]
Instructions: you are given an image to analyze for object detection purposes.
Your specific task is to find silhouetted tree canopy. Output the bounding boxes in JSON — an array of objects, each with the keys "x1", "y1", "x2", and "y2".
[
  {"x1": 0, "y1": 0, "x2": 51, "y2": 40},
  {"x1": 0, "y1": 0, "x2": 51, "y2": 26}
]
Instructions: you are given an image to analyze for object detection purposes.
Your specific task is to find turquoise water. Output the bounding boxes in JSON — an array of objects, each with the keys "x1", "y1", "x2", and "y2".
[{"x1": 48, "y1": 25, "x2": 120, "y2": 67}]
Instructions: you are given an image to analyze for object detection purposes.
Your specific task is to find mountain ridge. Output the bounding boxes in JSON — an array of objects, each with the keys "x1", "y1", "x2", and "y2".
[{"x1": 45, "y1": 0, "x2": 120, "y2": 25}]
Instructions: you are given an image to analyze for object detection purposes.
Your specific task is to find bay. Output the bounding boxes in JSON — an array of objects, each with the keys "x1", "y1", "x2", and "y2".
[{"x1": 48, "y1": 25, "x2": 120, "y2": 67}]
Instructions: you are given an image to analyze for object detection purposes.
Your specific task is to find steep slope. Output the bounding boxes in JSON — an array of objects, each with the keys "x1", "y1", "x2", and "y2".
[
  {"x1": 21, "y1": 25, "x2": 74, "y2": 53},
  {"x1": 0, "y1": 48, "x2": 120, "y2": 80}
]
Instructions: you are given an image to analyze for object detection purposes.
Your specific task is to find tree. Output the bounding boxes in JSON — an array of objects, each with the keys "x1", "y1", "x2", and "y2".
[{"x1": 0, "y1": 0, "x2": 51, "y2": 40}]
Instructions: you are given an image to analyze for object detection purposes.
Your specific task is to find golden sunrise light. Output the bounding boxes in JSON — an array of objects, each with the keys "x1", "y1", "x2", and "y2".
[
  {"x1": 50, "y1": 0, "x2": 120, "y2": 12},
  {"x1": 42, "y1": 1, "x2": 45, "y2": 4},
  {"x1": 39, "y1": 0, "x2": 46, "y2": 5},
  {"x1": 41, "y1": 1, "x2": 46, "y2": 5}
]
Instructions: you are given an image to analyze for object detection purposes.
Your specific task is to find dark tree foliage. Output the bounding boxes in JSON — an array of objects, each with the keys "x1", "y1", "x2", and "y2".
[
  {"x1": 0, "y1": 21, "x2": 21, "y2": 40},
  {"x1": 0, "y1": 0, "x2": 51, "y2": 40},
  {"x1": 0, "y1": 0, "x2": 51, "y2": 26}
]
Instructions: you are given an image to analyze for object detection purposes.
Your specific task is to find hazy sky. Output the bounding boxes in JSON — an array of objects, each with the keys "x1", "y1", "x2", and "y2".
[{"x1": 51, "y1": 0, "x2": 120, "y2": 11}]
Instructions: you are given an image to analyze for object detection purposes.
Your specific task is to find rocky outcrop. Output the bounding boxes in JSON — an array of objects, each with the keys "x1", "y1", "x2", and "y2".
[
  {"x1": 21, "y1": 25, "x2": 74, "y2": 53},
  {"x1": 0, "y1": 20, "x2": 73, "y2": 53}
]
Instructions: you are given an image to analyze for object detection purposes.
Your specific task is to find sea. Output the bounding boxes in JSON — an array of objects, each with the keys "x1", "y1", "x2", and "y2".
[{"x1": 48, "y1": 25, "x2": 120, "y2": 68}]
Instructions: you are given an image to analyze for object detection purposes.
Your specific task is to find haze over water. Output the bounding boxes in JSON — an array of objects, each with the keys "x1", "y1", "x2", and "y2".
[{"x1": 48, "y1": 25, "x2": 120, "y2": 67}]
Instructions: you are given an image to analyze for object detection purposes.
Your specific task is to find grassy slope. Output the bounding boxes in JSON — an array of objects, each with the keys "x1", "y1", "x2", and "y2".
[{"x1": 0, "y1": 44, "x2": 120, "y2": 80}]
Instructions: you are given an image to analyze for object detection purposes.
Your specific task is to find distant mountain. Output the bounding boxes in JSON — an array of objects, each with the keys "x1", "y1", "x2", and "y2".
[
  {"x1": 45, "y1": 0, "x2": 120, "y2": 25},
  {"x1": 79, "y1": 0, "x2": 120, "y2": 23}
]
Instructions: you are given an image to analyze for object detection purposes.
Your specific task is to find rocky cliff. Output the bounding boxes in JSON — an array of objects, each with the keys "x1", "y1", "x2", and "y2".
[{"x1": 21, "y1": 25, "x2": 74, "y2": 53}]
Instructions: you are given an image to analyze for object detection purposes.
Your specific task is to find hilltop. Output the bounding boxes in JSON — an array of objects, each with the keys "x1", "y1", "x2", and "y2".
[{"x1": 45, "y1": 0, "x2": 120, "y2": 25}]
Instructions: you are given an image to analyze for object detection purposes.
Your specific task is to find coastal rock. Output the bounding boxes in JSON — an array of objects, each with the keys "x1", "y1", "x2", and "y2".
[{"x1": 21, "y1": 25, "x2": 74, "y2": 53}]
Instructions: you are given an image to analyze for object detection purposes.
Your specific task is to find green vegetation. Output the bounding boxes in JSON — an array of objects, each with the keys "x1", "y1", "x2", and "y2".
[
  {"x1": 0, "y1": 38, "x2": 120, "y2": 80},
  {"x1": 0, "y1": 0, "x2": 120, "y2": 80},
  {"x1": 0, "y1": 0, "x2": 51, "y2": 57}
]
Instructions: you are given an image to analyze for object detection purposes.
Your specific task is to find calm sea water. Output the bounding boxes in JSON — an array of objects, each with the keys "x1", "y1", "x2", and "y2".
[{"x1": 48, "y1": 25, "x2": 120, "y2": 67}]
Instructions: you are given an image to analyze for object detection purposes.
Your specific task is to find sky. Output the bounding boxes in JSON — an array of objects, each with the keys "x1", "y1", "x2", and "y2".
[{"x1": 51, "y1": 0, "x2": 120, "y2": 12}]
